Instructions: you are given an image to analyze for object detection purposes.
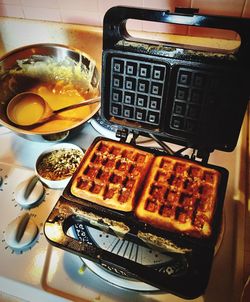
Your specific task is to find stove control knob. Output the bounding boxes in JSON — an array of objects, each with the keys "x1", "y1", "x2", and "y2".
[
  {"x1": 5, "y1": 213, "x2": 39, "y2": 250},
  {"x1": 0, "y1": 176, "x2": 3, "y2": 188},
  {"x1": 15, "y1": 175, "x2": 44, "y2": 208}
]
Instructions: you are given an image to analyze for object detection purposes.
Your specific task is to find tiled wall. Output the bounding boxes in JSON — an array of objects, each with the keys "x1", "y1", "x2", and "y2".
[{"x1": 1, "y1": 0, "x2": 250, "y2": 38}]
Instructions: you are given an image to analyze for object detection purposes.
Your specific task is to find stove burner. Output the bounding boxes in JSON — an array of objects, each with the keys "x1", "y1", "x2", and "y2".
[
  {"x1": 0, "y1": 125, "x2": 11, "y2": 135},
  {"x1": 90, "y1": 113, "x2": 119, "y2": 140}
]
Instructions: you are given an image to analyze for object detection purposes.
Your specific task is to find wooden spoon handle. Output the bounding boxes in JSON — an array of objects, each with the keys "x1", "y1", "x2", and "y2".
[{"x1": 53, "y1": 96, "x2": 100, "y2": 114}]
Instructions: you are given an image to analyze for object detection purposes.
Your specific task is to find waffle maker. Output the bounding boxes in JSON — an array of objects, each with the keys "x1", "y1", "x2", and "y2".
[{"x1": 44, "y1": 6, "x2": 250, "y2": 299}]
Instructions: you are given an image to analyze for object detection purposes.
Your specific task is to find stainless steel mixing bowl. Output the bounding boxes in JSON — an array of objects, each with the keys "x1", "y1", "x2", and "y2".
[{"x1": 0, "y1": 43, "x2": 100, "y2": 142}]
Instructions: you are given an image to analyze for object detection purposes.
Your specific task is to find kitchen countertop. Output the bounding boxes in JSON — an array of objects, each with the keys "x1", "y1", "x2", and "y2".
[{"x1": 0, "y1": 16, "x2": 249, "y2": 302}]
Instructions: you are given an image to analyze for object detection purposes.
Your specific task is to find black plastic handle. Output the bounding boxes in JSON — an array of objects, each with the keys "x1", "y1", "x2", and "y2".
[
  {"x1": 44, "y1": 216, "x2": 210, "y2": 299},
  {"x1": 103, "y1": 6, "x2": 250, "y2": 59},
  {"x1": 44, "y1": 196, "x2": 214, "y2": 299}
]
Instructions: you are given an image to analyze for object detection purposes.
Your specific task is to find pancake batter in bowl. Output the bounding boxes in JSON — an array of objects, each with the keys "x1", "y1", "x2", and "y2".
[
  {"x1": 28, "y1": 82, "x2": 99, "y2": 133},
  {"x1": 0, "y1": 50, "x2": 100, "y2": 136}
]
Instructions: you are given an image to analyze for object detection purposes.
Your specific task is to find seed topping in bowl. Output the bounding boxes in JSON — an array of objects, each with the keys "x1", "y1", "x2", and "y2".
[{"x1": 37, "y1": 148, "x2": 84, "y2": 180}]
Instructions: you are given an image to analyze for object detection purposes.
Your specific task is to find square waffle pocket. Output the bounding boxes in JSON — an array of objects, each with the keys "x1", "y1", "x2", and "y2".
[{"x1": 69, "y1": 138, "x2": 222, "y2": 240}]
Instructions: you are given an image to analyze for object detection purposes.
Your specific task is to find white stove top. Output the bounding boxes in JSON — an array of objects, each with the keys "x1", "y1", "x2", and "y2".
[{"x1": 0, "y1": 119, "x2": 247, "y2": 302}]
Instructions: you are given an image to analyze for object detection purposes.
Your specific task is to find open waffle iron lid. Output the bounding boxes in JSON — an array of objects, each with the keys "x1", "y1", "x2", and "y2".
[
  {"x1": 44, "y1": 6, "x2": 250, "y2": 300},
  {"x1": 101, "y1": 6, "x2": 250, "y2": 156}
]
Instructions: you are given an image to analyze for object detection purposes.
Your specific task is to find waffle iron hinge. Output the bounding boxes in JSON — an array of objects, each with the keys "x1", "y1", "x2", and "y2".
[
  {"x1": 115, "y1": 128, "x2": 129, "y2": 142},
  {"x1": 115, "y1": 127, "x2": 213, "y2": 163},
  {"x1": 115, "y1": 128, "x2": 142, "y2": 144},
  {"x1": 193, "y1": 148, "x2": 214, "y2": 164}
]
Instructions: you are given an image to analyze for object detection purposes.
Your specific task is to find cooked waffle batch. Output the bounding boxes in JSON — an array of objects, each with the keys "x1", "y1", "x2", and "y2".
[
  {"x1": 135, "y1": 156, "x2": 220, "y2": 238},
  {"x1": 71, "y1": 140, "x2": 154, "y2": 211},
  {"x1": 71, "y1": 139, "x2": 221, "y2": 238}
]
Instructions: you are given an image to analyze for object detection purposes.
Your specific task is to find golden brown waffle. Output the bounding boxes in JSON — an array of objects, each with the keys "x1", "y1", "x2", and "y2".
[
  {"x1": 135, "y1": 156, "x2": 221, "y2": 238},
  {"x1": 71, "y1": 140, "x2": 154, "y2": 211},
  {"x1": 71, "y1": 139, "x2": 221, "y2": 238}
]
